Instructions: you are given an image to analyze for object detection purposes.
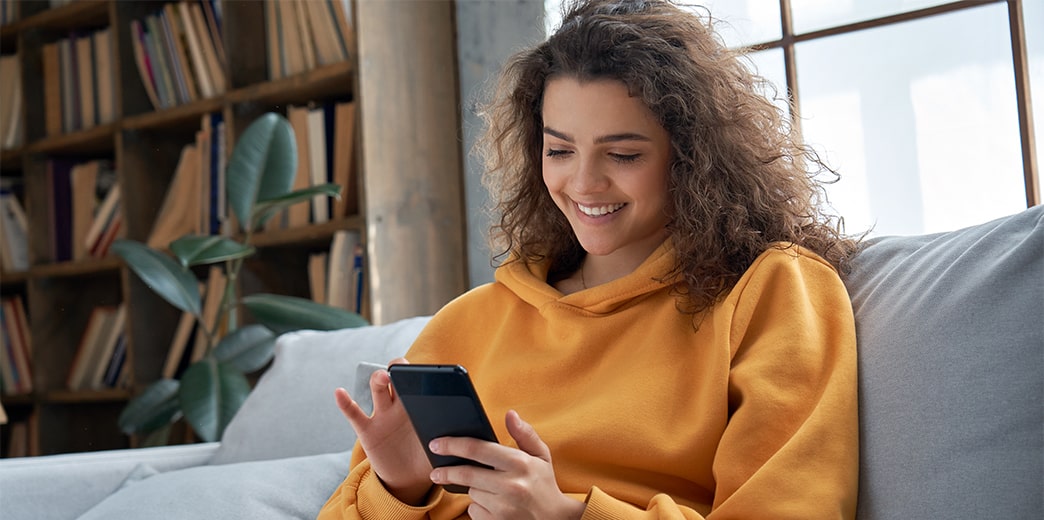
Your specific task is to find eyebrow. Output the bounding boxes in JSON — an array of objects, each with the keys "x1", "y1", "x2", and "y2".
[{"x1": 543, "y1": 126, "x2": 652, "y2": 144}]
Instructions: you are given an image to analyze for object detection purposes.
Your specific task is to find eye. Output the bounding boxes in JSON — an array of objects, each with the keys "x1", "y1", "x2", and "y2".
[
  {"x1": 546, "y1": 149, "x2": 572, "y2": 158},
  {"x1": 610, "y1": 153, "x2": 640, "y2": 164}
]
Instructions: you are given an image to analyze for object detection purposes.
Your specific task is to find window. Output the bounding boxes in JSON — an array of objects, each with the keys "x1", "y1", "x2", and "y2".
[{"x1": 545, "y1": 0, "x2": 1041, "y2": 236}]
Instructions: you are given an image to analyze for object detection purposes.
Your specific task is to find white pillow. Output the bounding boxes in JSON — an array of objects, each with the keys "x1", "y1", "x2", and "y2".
[
  {"x1": 77, "y1": 451, "x2": 351, "y2": 520},
  {"x1": 207, "y1": 317, "x2": 430, "y2": 465}
]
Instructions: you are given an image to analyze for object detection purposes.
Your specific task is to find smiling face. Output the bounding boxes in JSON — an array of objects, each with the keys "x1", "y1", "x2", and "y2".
[{"x1": 541, "y1": 77, "x2": 672, "y2": 274}]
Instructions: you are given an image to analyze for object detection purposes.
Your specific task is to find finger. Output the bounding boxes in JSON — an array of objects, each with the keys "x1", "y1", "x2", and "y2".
[
  {"x1": 387, "y1": 357, "x2": 410, "y2": 367},
  {"x1": 506, "y1": 410, "x2": 551, "y2": 462},
  {"x1": 430, "y1": 462, "x2": 492, "y2": 494},
  {"x1": 368, "y1": 368, "x2": 396, "y2": 410},
  {"x1": 333, "y1": 387, "x2": 370, "y2": 427}
]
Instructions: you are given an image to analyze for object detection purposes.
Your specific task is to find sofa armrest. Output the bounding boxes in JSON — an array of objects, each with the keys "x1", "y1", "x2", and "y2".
[{"x1": 0, "y1": 442, "x2": 220, "y2": 520}]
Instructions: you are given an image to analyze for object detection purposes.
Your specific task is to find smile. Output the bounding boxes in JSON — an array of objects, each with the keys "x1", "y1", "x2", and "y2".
[{"x1": 577, "y1": 202, "x2": 626, "y2": 216}]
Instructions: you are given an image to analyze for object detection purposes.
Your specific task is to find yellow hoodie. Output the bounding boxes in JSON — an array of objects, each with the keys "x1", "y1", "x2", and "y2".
[{"x1": 319, "y1": 241, "x2": 858, "y2": 519}]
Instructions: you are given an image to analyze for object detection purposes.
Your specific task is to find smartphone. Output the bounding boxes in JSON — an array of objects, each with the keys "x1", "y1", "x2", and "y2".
[{"x1": 388, "y1": 364, "x2": 498, "y2": 494}]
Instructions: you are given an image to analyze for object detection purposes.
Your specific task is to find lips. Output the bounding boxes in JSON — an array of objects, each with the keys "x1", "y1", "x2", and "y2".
[{"x1": 577, "y1": 202, "x2": 626, "y2": 216}]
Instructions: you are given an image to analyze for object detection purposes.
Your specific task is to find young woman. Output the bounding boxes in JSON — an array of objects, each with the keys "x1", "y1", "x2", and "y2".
[{"x1": 319, "y1": 1, "x2": 859, "y2": 518}]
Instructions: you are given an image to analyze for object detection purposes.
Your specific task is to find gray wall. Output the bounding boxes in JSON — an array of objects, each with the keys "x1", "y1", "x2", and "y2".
[{"x1": 455, "y1": 0, "x2": 546, "y2": 288}]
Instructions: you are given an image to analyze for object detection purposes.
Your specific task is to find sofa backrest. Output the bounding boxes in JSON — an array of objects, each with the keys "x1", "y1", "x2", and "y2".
[{"x1": 844, "y1": 205, "x2": 1043, "y2": 518}]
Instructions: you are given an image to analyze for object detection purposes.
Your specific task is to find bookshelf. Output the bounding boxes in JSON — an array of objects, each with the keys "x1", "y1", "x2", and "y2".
[{"x1": 0, "y1": 0, "x2": 466, "y2": 457}]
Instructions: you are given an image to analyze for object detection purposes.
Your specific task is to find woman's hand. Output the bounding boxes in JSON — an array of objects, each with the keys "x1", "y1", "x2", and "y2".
[
  {"x1": 428, "y1": 410, "x2": 586, "y2": 520},
  {"x1": 333, "y1": 358, "x2": 434, "y2": 506}
]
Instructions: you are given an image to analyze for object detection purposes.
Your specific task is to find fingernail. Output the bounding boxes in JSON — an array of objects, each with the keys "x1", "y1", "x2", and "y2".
[
  {"x1": 429, "y1": 439, "x2": 441, "y2": 453},
  {"x1": 430, "y1": 468, "x2": 443, "y2": 483}
]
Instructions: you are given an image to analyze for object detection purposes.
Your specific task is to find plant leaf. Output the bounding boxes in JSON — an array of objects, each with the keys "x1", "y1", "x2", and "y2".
[
  {"x1": 170, "y1": 235, "x2": 256, "y2": 268},
  {"x1": 251, "y1": 183, "x2": 342, "y2": 230},
  {"x1": 213, "y1": 324, "x2": 277, "y2": 373},
  {"x1": 226, "y1": 113, "x2": 297, "y2": 233},
  {"x1": 118, "y1": 379, "x2": 183, "y2": 435},
  {"x1": 113, "y1": 239, "x2": 202, "y2": 316},
  {"x1": 242, "y1": 294, "x2": 369, "y2": 335},
  {"x1": 179, "y1": 358, "x2": 251, "y2": 442}
]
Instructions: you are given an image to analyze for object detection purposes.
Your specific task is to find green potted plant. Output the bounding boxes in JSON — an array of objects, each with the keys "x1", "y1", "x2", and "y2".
[{"x1": 113, "y1": 112, "x2": 367, "y2": 444}]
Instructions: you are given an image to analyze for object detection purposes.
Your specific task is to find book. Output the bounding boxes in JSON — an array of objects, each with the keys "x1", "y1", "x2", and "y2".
[
  {"x1": 277, "y1": 0, "x2": 306, "y2": 76},
  {"x1": 308, "y1": 252, "x2": 328, "y2": 304},
  {"x1": 48, "y1": 159, "x2": 76, "y2": 262},
  {"x1": 59, "y1": 36, "x2": 79, "y2": 132},
  {"x1": 326, "y1": 230, "x2": 359, "y2": 311},
  {"x1": 143, "y1": 15, "x2": 177, "y2": 108},
  {"x1": 148, "y1": 144, "x2": 202, "y2": 248},
  {"x1": 70, "y1": 161, "x2": 115, "y2": 260},
  {"x1": 41, "y1": 42, "x2": 63, "y2": 136},
  {"x1": 306, "y1": 106, "x2": 329, "y2": 223},
  {"x1": 0, "y1": 300, "x2": 21, "y2": 394},
  {"x1": 162, "y1": 308, "x2": 198, "y2": 379},
  {"x1": 199, "y1": 0, "x2": 227, "y2": 70},
  {"x1": 130, "y1": 19, "x2": 162, "y2": 110},
  {"x1": 153, "y1": 12, "x2": 190, "y2": 105},
  {"x1": 192, "y1": 266, "x2": 228, "y2": 362},
  {"x1": 93, "y1": 27, "x2": 115, "y2": 124},
  {"x1": 163, "y1": 3, "x2": 199, "y2": 102},
  {"x1": 69, "y1": 162, "x2": 97, "y2": 261},
  {"x1": 332, "y1": 101, "x2": 357, "y2": 217},
  {"x1": 6, "y1": 297, "x2": 33, "y2": 393},
  {"x1": 84, "y1": 182, "x2": 121, "y2": 256},
  {"x1": 328, "y1": 0, "x2": 354, "y2": 59},
  {"x1": 265, "y1": 0, "x2": 282, "y2": 80},
  {"x1": 0, "y1": 191, "x2": 29, "y2": 272},
  {"x1": 0, "y1": 53, "x2": 24, "y2": 149},
  {"x1": 189, "y1": 2, "x2": 226, "y2": 95},
  {"x1": 89, "y1": 209, "x2": 123, "y2": 259},
  {"x1": 66, "y1": 306, "x2": 116, "y2": 390},
  {"x1": 101, "y1": 334, "x2": 126, "y2": 388},
  {"x1": 303, "y1": 0, "x2": 342, "y2": 66},
  {"x1": 178, "y1": 1, "x2": 214, "y2": 99},
  {"x1": 287, "y1": 105, "x2": 312, "y2": 227},
  {"x1": 75, "y1": 32, "x2": 96, "y2": 128},
  {"x1": 87, "y1": 304, "x2": 126, "y2": 389}
]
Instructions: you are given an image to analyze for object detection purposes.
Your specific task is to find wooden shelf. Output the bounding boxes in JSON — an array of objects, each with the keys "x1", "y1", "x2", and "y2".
[
  {"x1": 26, "y1": 123, "x2": 117, "y2": 155},
  {"x1": 227, "y1": 61, "x2": 354, "y2": 106},
  {"x1": 249, "y1": 217, "x2": 363, "y2": 248},
  {"x1": 41, "y1": 388, "x2": 131, "y2": 404},
  {"x1": 2, "y1": 0, "x2": 108, "y2": 36},
  {"x1": 29, "y1": 256, "x2": 122, "y2": 280}
]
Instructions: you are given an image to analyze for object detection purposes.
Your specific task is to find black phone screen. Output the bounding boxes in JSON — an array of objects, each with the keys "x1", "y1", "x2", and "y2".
[{"x1": 388, "y1": 364, "x2": 498, "y2": 493}]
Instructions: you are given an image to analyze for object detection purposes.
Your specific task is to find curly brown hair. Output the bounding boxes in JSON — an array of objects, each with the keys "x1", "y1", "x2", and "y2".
[{"x1": 479, "y1": 0, "x2": 858, "y2": 314}]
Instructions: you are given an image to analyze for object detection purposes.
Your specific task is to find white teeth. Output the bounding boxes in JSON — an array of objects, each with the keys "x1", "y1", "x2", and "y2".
[{"x1": 577, "y1": 202, "x2": 625, "y2": 216}]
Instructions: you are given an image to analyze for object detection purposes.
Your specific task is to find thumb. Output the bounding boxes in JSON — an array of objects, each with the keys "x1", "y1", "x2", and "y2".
[{"x1": 506, "y1": 410, "x2": 551, "y2": 462}]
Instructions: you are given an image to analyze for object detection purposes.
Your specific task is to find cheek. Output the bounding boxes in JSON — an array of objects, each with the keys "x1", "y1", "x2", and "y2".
[{"x1": 541, "y1": 161, "x2": 564, "y2": 193}]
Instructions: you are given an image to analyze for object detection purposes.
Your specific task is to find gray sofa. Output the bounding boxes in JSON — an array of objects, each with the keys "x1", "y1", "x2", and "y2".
[{"x1": 1, "y1": 205, "x2": 1041, "y2": 519}]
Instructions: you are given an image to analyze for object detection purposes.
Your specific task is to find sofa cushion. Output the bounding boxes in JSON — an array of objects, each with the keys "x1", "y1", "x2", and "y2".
[
  {"x1": 844, "y1": 205, "x2": 1043, "y2": 518},
  {"x1": 76, "y1": 450, "x2": 351, "y2": 520},
  {"x1": 207, "y1": 316, "x2": 431, "y2": 465}
]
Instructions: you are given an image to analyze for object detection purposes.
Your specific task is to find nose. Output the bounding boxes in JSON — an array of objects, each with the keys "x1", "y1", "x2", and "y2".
[{"x1": 570, "y1": 156, "x2": 610, "y2": 194}]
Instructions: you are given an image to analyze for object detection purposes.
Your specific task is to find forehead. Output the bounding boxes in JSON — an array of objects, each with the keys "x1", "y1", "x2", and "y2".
[{"x1": 541, "y1": 77, "x2": 664, "y2": 137}]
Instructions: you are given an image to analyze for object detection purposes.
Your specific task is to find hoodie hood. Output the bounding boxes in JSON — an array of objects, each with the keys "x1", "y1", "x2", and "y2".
[{"x1": 494, "y1": 240, "x2": 680, "y2": 316}]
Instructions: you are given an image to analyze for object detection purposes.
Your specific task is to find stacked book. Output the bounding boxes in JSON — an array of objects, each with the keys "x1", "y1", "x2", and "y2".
[
  {"x1": 0, "y1": 53, "x2": 24, "y2": 150},
  {"x1": 40, "y1": 26, "x2": 116, "y2": 136},
  {"x1": 0, "y1": 295, "x2": 32, "y2": 395},
  {"x1": 130, "y1": 0, "x2": 227, "y2": 110},
  {"x1": 66, "y1": 304, "x2": 127, "y2": 391},
  {"x1": 148, "y1": 112, "x2": 228, "y2": 247},
  {"x1": 265, "y1": 0, "x2": 353, "y2": 79},
  {"x1": 43, "y1": 159, "x2": 121, "y2": 263},
  {"x1": 0, "y1": 183, "x2": 29, "y2": 272},
  {"x1": 309, "y1": 230, "x2": 365, "y2": 315}
]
